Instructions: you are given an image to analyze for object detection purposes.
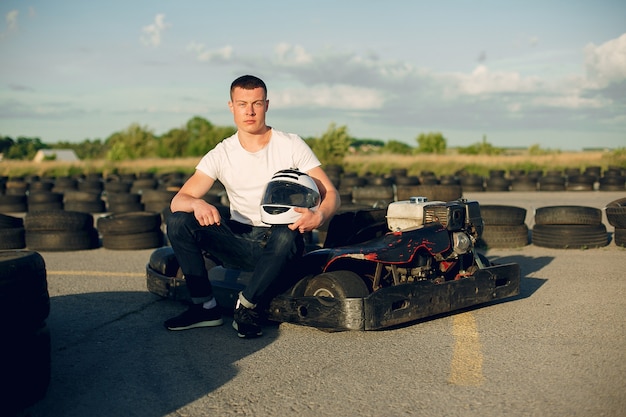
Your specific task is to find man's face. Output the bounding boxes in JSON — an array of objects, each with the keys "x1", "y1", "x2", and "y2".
[{"x1": 228, "y1": 87, "x2": 269, "y2": 135}]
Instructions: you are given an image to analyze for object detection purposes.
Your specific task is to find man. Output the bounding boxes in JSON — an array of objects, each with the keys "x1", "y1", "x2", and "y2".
[{"x1": 164, "y1": 75, "x2": 340, "y2": 338}]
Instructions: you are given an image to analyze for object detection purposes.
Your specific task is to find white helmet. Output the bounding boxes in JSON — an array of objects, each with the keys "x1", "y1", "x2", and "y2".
[{"x1": 261, "y1": 169, "x2": 321, "y2": 225}]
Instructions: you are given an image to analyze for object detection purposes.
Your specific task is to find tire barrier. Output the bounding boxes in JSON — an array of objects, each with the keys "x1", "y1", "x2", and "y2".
[
  {"x1": 0, "y1": 213, "x2": 26, "y2": 249},
  {"x1": 141, "y1": 189, "x2": 176, "y2": 214},
  {"x1": 27, "y1": 191, "x2": 64, "y2": 212},
  {"x1": 605, "y1": 197, "x2": 626, "y2": 247},
  {"x1": 24, "y1": 210, "x2": 99, "y2": 251},
  {"x1": 0, "y1": 250, "x2": 51, "y2": 415},
  {"x1": 105, "y1": 192, "x2": 144, "y2": 213},
  {"x1": 478, "y1": 205, "x2": 529, "y2": 248},
  {"x1": 531, "y1": 205, "x2": 609, "y2": 249},
  {"x1": 63, "y1": 190, "x2": 106, "y2": 213},
  {"x1": 395, "y1": 184, "x2": 462, "y2": 202},
  {"x1": 97, "y1": 211, "x2": 163, "y2": 250},
  {"x1": 0, "y1": 193, "x2": 28, "y2": 212}
]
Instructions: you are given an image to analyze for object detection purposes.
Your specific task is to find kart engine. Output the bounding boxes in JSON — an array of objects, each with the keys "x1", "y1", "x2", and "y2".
[
  {"x1": 377, "y1": 197, "x2": 485, "y2": 285},
  {"x1": 386, "y1": 197, "x2": 483, "y2": 238}
]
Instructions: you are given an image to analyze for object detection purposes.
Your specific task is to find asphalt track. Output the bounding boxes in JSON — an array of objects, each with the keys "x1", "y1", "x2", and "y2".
[{"x1": 20, "y1": 191, "x2": 626, "y2": 417}]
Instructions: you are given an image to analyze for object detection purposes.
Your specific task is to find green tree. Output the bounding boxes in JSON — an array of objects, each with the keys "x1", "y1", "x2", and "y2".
[
  {"x1": 53, "y1": 139, "x2": 107, "y2": 159},
  {"x1": 184, "y1": 116, "x2": 236, "y2": 156},
  {"x1": 4, "y1": 136, "x2": 47, "y2": 159},
  {"x1": 105, "y1": 124, "x2": 156, "y2": 161},
  {"x1": 382, "y1": 140, "x2": 413, "y2": 155},
  {"x1": 457, "y1": 135, "x2": 502, "y2": 155},
  {"x1": 416, "y1": 132, "x2": 447, "y2": 154},
  {"x1": 0, "y1": 136, "x2": 15, "y2": 154},
  {"x1": 158, "y1": 128, "x2": 190, "y2": 157},
  {"x1": 309, "y1": 123, "x2": 352, "y2": 166}
]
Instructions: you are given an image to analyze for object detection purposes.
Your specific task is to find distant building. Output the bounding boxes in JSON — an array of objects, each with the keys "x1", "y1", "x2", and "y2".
[{"x1": 33, "y1": 149, "x2": 79, "y2": 163}]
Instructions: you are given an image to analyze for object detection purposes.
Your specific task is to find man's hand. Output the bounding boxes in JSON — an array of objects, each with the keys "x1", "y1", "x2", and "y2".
[
  {"x1": 288, "y1": 208, "x2": 324, "y2": 233},
  {"x1": 191, "y1": 200, "x2": 222, "y2": 226}
]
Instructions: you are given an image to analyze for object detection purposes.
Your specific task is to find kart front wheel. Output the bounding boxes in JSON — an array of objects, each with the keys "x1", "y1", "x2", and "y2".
[{"x1": 304, "y1": 270, "x2": 369, "y2": 298}]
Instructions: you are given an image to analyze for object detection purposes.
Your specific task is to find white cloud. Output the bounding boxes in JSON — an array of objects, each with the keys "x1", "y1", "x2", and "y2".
[
  {"x1": 584, "y1": 32, "x2": 626, "y2": 88},
  {"x1": 271, "y1": 84, "x2": 384, "y2": 110},
  {"x1": 187, "y1": 42, "x2": 233, "y2": 62},
  {"x1": 6, "y1": 9, "x2": 18, "y2": 30},
  {"x1": 453, "y1": 65, "x2": 543, "y2": 95},
  {"x1": 140, "y1": 14, "x2": 170, "y2": 48},
  {"x1": 274, "y1": 43, "x2": 312, "y2": 65}
]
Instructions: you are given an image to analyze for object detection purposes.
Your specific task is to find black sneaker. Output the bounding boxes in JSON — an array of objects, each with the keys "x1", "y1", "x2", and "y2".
[
  {"x1": 164, "y1": 304, "x2": 223, "y2": 331},
  {"x1": 232, "y1": 299, "x2": 263, "y2": 338}
]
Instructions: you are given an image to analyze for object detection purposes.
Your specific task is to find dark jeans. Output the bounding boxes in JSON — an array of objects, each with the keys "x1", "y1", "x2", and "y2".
[{"x1": 166, "y1": 211, "x2": 304, "y2": 306}]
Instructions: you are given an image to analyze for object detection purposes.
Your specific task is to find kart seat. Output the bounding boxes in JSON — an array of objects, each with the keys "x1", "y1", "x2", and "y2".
[{"x1": 323, "y1": 208, "x2": 388, "y2": 248}]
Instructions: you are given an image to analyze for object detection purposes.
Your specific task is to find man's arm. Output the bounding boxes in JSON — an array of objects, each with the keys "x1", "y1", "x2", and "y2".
[
  {"x1": 289, "y1": 166, "x2": 341, "y2": 233},
  {"x1": 170, "y1": 170, "x2": 222, "y2": 226}
]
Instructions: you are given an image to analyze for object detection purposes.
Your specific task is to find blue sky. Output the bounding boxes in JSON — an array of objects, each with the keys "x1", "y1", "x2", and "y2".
[{"x1": 1, "y1": 1, "x2": 625, "y2": 150}]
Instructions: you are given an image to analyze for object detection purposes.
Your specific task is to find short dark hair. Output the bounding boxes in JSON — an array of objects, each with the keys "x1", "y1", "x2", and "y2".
[{"x1": 230, "y1": 75, "x2": 267, "y2": 99}]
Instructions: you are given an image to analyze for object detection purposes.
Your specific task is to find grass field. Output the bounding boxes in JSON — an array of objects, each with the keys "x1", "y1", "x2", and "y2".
[{"x1": 1, "y1": 150, "x2": 625, "y2": 178}]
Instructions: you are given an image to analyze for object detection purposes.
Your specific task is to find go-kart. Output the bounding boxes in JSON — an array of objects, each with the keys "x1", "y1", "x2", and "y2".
[{"x1": 146, "y1": 197, "x2": 520, "y2": 331}]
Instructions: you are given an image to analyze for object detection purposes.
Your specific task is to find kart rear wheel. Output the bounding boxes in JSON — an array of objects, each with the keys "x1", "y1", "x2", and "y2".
[{"x1": 304, "y1": 270, "x2": 369, "y2": 298}]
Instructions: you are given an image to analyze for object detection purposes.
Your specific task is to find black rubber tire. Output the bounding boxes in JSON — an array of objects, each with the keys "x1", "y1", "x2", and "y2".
[
  {"x1": 27, "y1": 191, "x2": 63, "y2": 204},
  {"x1": 0, "y1": 250, "x2": 50, "y2": 331},
  {"x1": 485, "y1": 177, "x2": 510, "y2": 192},
  {"x1": 63, "y1": 190, "x2": 103, "y2": 202},
  {"x1": 510, "y1": 177, "x2": 538, "y2": 191},
  {"x1": 531, "y1": 224, "x2": 608, "y2": 249},
  {"x1": 480, "y1": 224, "x2": 529, "y2": 248},
  {"x1": 0, "y1": 213, "x2": 24, "y2": 228},
  {"x1": 396, "y1": 184, "x2": 463, "y2": 202},
  {"x1": 0, "y1": 194, "x2": 28, "y2": 212},
  {"x1": 26, "y1": 228, "x2": 99, "y2": 251},
  {"x1": 105, "y1": 192, "x2": 141, "y2": 204},
  {"x1": 534, "y1": 206, "x2": 602, "y2": 225},
  {"x1": 97, "y1": 211, "x2": 161, "y2": 235},
  {"x1": 605, "y1": 198, "x2": 626, "y2": 228},
  {"x1": 25, "y1": 210, "x2": 94, "y2": 231},
  {"x1": 304, "y1": 270, "x2": 370, "y2": 298},
  {"x1": 480, "y1": 205, "x2": 527, "y2": 225},
  {"x1": 148, "y1": 246, "x2": 183, "y2": 277},
  {"x1": 352, "y1": 185, "x2": 394, "y2": 205},
  {"x1": 107, "y1": 202, "x2": 145, "y2": 213},
  {"x1": 614, "y1": 228, "x2": 626, "y2": 247},
  {"x1": 63, "y1": 200, "x2": 107, "y2": 213},
  {"x1": 102, "y1": 230, "x2": 163, "y2": 250},
  {"x1": 0, "y1": 227, "x2": 26, "y2": 249}
]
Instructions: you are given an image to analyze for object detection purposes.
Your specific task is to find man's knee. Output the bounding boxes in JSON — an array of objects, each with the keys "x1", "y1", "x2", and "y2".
[
  {"x1": 268, "y1": 226, "x2": 301, "y2": 253},
  {"x1": 166, "y1": 211, "x2": 196, "y2": 240}
]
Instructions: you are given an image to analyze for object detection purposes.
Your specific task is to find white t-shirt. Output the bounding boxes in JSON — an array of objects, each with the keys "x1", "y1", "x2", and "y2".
[{"x1": 195, "y1": 128, "x2": 321, "y2": 226}]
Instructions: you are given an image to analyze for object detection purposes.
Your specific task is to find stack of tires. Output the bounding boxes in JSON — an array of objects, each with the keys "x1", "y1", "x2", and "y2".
[
  {"x1": 351, "y1": 176, "x2": 394, "y2": 207},
  {"x1": 484, "y1": 170, "x2": 510, "y2": 192},
  {"x1": 63, "y1": 190, "x2": 106, "y2": 213},
  {"x1": 478, "y1": 205, "x2": 529, "y2": 248},
  {"x1": 531, "y1": 206, "x2": 609, "y2": 249},
  {"x1": 97, "y1": 211, "x2": 163, "y2": 250},
  {"x1": 538, "y1": 171, "x2": 566, "y2": 191},
  {"x1": 599, "y1": 168, "x2": 626, "y2": 191},
  {"x1": 459, "y1": 174, "x2": 485, "y2": 192},
  {"x1": 0, "y1": 213, "x2": 26, "y2": 249},
  {"x1": 0, "y1": 250, "x2": 51, "y2": 415},
  {"x1": 565, "y1": 168, "x2": 595, "y2": 191},
  {"x1": 24, "y1": 210, "x2": 99, "y2": 251},
  {"x1": 605, "y1": 198, "x2": 626, "y2": 247},
  {"x1": 0, "y1": 178, "x2": 28, "y2": 212},
  {"x1": 141, "y1": 189, "x2": 177, "y2": 214}
]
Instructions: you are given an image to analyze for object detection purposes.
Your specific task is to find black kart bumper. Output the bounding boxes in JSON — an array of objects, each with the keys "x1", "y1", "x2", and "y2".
[{"x1": 146, "y1": 262, "x2": 520, "y2": 331}]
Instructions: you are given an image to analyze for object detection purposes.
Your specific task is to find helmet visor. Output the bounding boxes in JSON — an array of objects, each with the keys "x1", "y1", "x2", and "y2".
[{"x1": 262, "y1": 180, "x2": 321, "y2": 208}]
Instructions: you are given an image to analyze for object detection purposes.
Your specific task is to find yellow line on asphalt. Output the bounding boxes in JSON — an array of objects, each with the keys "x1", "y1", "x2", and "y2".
[
  {"x1": 449, "y1": 312, "x2": 484, "y2": 386},
  {"x1": 47, "y1": 270, "x2": 144, "y2": 278}
]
